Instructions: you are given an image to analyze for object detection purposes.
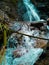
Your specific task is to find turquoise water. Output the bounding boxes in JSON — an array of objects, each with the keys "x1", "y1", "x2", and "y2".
[{"x1": 23, "y1": 0, "x2": 40, "y2": 22}]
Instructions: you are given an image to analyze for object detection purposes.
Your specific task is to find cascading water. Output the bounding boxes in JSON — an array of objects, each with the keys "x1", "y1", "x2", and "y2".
[
  {"x1": 23, "y1": 0, "x2": 40, "y2": 22},
  {"x1": 1, "y1": 22, "x2": 43, "y2": 65},
  {"x1": 1, "y1": 1, "x2": 44, "y2": 65}
]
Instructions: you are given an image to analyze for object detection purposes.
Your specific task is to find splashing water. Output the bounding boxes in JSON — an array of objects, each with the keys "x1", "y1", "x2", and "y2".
[
  {"x1": 23, "y1": 0, "x2": 40, "y2": 22},
  {"x1": 1, "y1": 22, "x2": 44, "y2": 65}
]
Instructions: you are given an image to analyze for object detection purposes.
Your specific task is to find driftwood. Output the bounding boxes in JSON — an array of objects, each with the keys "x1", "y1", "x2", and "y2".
[{"x1": 10, "y1": 30, "x2": 49, "y2": 40}]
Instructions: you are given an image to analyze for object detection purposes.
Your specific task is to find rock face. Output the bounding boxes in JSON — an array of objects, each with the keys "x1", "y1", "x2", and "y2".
[
  {"x1": 0, "y1": 9, "x2": 10, "y2": 22},
  {"x1": 0, "y1": 0, "x2": 18, "y2": 21},
  {"x1": 0, "y1": 10, "x2": 4, "y2": 21}
]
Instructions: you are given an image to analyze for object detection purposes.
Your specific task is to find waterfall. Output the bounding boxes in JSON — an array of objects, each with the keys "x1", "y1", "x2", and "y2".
[{"x1": 23, "y1": 0, "x2": 40, "y2": 22}]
